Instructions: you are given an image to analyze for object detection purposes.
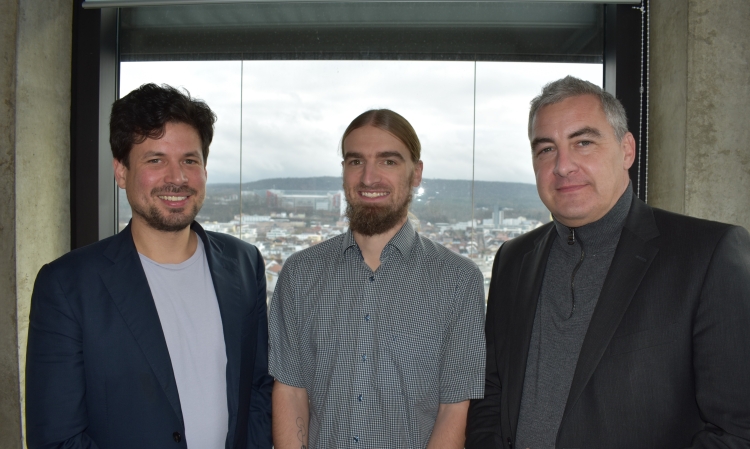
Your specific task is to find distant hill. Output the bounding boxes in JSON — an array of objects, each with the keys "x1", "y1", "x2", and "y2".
[
  {"x1": 244, "y1": 176, "x2": 343, "y2": 191},
  {"x1": 204, "y1": 177, "x2": 548, "y2": 223}
]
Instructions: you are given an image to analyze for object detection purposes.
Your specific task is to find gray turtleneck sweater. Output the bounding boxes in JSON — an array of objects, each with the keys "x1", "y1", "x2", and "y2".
[{"x1": 515, "y1": 186, "x2": 633, "y2": 449}]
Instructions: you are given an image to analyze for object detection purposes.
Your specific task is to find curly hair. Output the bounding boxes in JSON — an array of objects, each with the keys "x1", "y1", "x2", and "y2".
[{"x1": 110, "y1": 83, "x2": 216, "y2": 167}]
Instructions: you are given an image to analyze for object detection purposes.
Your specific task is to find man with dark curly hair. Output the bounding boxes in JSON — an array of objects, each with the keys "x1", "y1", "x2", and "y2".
[{"x1": 26, "y1": 84, "x2": 273, "y2": 449}]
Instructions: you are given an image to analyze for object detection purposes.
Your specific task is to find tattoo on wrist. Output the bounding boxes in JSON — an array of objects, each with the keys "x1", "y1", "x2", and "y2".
[{"x1": 296, "y1": 416, "x2": 307, "y2": 449}]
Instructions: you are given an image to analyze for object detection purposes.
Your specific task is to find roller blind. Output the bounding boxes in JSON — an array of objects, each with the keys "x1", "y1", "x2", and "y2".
[{"x1": 117, "y1": 2, "x2": 608, "y2": 62}]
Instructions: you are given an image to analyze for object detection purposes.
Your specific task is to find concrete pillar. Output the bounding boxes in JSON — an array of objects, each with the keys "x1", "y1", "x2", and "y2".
[
  {"x1": 650, "y1": 0, "x2": 750, "y2": 230},
  {"x1": 0, "y1": 0, "x2": 22, "y2": 445},
  {"x1": 0, "y1": 0, "x2": 72, "y2": 446}
]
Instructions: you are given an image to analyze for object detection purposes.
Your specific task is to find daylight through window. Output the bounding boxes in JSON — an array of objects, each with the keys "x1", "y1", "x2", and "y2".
[{"x1": 119, "y1": 60, "x2": 602, "y2": 297}]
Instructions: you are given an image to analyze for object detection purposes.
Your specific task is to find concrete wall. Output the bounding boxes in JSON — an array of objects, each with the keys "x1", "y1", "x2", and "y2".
[
  {"x1": 0, "y1": 0, "x2": 21, "y2": 446},
  {"x1": 650, "y1": 0, "x2": 750, "y2": 230},
  {"x1": 0, "y1": 0, "x2": 72, "y2": 446},
  {"x1": 0, "y1": 0, "x2": 747, "y2": 447}
]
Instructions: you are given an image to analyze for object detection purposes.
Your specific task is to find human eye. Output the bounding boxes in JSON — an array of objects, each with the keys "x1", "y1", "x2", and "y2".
[
  {"x1": 347, "y1": 158, "x2": 362, "y2": 166},
  {"x1": 534, "y1": 146, "x2": 553, "y2": 157}
]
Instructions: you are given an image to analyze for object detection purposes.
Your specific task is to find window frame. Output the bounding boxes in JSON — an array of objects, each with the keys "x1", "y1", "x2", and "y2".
[{"x1": 70, "y1": 0, "x2": 648, "y2": 248}]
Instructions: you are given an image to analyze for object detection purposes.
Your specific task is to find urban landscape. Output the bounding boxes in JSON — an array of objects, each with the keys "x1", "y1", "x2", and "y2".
[{"x1": 119, "y1": 177, "x2": 550, "y2": 300}]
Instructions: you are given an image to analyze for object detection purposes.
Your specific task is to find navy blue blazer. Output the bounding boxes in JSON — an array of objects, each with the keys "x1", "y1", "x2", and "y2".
[
  {"x1": 466, "y1": 196, "x2": 750, "y2": 448},
  {"x1": 26, "y1": 222, "x2": 273, "y2": 449}
]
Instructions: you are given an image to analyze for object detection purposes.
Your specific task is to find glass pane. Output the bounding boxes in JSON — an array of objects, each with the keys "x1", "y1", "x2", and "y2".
[
  {"x1": 118, "y1": 59, "x2": 603, "y2": 300},
  {"x1": 238, "y1": 60, "x2": 475, "y2": 265}
]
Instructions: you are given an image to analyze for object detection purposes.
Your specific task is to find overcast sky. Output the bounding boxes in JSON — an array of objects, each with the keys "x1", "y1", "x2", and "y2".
[{"x1": 121, "y1": 60, "x2": 601, "y2": 186}]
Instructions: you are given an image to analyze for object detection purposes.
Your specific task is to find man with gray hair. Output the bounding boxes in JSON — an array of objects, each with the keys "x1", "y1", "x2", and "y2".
[{"x1": 466, "y1": 76, "x2": 750, "y2": 448}]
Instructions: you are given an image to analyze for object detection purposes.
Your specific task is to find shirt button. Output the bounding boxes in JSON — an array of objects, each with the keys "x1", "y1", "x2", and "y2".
[
  {"x1": 361, "y1": 354, "x2": 367, "y2": 361},
  {"x1": 357, "y1": 394, "x2": 363, "y2": 402},
  {"x1": 173, "y1": 431, "x2": 182, "y2": 443},
  {"x1": 369, "y1": 276, "x2": 375, "y2": 282},
  {"x1": 364, "y1": 313, "x2": 370, "y2": 321},
  {"x1": 353, "y1": 436, "x2": 360, "y2": 443}
]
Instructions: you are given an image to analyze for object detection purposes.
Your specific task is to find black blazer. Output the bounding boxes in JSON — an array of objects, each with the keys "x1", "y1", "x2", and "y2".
[
  {"x1": 26, "y1": 222, "x2": 273, "y2": 449},
  {"x1": 466, "y1": 196, "x2": 750, "y2": 448}
]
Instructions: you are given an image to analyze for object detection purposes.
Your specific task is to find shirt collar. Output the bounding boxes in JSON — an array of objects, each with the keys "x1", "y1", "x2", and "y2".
[
  {"x1": 340, "y1": 219, "x2": 417, "y2": 259},
  {"x1": 553, "y1": 182, "x2": 633, "y2": 248}
]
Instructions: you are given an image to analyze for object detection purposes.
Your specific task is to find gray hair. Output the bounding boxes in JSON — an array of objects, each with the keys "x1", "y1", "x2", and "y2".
[{"x1": 528, "y1": 76, "x2": 629, "y2": 142}]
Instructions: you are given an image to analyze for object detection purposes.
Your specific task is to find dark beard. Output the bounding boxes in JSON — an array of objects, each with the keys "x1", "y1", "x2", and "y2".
[
  {"x1": 137, "y1": 203, "x2": 199, "y2": 232},
  {"x1": 346, "y1": 191, "x2": 412, "y2": 237},
  {"x1": 129, "y1": 186, "x2": 201, "y2": 232}
]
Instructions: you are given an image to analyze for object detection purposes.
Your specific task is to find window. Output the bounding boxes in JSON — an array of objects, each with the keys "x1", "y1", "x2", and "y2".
[
  {"x1": 73, "y1": 2, "x2": 648, "y2": 267},
  {"x1": 119, "y1": 59, "x2": 601, "y2": 295}
]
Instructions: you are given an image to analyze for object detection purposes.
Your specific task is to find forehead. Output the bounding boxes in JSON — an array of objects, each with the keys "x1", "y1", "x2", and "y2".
[
  {"x1": 343, "y1": 125, "x2": 410, "y2": 157},
  {"x1": 134, "y1": 122, "x2": 202, "y2": 152},
  {"x1": 531, "y1": 94, "x2": 609, "y2": 137}
]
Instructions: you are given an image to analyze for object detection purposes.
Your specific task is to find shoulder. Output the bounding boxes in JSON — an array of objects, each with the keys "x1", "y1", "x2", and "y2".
[
  {"x1": 650, "y1": 206, "x2": 738, "y2": 236},
  {"x1": 498, "y1": 222, "x2": 553, "y2": 257},
  {"x1": 283, "y1": 232, "x2": 346, "y2": 268},
  {"x1": 626, "y1": 201, "x2": 750, "y2": 276},
  {"x1": 204, "y1": 229, "x2": 261, "y2": 259},
  {"x1": 415, "y1": 233, "x2": 482, "y2": 278},
  {"x1": 644, "y1": 204, "x2": 747, "y2": 252},
  {"x1": 201, "y1": 230, "x2": 269, "y2": 283},
  {"x1": 32, "y1": 232, "x2": 130, "y2": 300},
  {"x1": 42, "y1": 232, "x2": 121, "y2": 276}
]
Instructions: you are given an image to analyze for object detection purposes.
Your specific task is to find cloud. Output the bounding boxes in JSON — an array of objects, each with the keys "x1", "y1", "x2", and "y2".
[{"x1": 120, "y1": 60, "x2": 602, "y2": 185}]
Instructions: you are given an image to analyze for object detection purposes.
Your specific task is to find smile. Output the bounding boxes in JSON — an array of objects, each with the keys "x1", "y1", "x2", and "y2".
[
  {"x1": 556, "y1": 184, "x2": 587, "y2": 193},
  {"x1": 158, "y1": 195, "x2": 188, "y2": 201},
  {"x1": 360, "y1": 191, "x2": 389, "y2": 198}
]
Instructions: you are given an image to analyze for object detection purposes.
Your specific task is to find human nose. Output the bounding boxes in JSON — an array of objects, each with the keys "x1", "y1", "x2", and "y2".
[
  {"x1": 553, "y1": 147, "x2": 578, "y2": 177},
  {"x1": 360, "y1": 161, "x2": 381, "y2": 186},
  {"x1": 164, "y1": 161, "x2": 188, "y2": 185}
]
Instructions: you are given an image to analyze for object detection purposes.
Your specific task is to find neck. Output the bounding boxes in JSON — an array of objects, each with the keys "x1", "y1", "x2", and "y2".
[
  {"x1": 554, "y1": 183, "x2": 632, "y2": 248},
  {"x1": 352, "y1": 215, "x2": 407, "y2": 271},
  {"x1": 130, "y1": 218, "x2": 197, "y2": 264}
]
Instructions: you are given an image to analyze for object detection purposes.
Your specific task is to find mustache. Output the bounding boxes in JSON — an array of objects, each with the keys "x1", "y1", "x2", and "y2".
[
  {"x1": 150, "y1": 185, "x2": 197, "y2": 196},
  {"x1": 355, "y1": 183, "x2": 390, "y2": 191}
]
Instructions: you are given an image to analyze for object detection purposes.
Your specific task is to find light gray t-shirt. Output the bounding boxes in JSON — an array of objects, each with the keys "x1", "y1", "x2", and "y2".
[{"x1": 139, "y1": 236, "x2": 228, "y2": 448}]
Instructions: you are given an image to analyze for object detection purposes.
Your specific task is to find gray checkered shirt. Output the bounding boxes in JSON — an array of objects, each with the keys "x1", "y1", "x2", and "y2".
[{"x1": 269, "y1": 221, "x2": 486, "y2": 449}]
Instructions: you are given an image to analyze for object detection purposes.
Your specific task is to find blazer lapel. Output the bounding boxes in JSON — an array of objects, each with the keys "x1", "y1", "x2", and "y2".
[
  {"x1": 505, "y1": 225, "x2": 556, "y2": 440},
  {"x1": 196, "y1": 224, "x2": 244, "y2": 445},
  {"x1": 561, "y1": 198, "x2": 660, "y2": 422},
  {"x1": 99, "y1": 226, "x2": 184, "y2": 424}
]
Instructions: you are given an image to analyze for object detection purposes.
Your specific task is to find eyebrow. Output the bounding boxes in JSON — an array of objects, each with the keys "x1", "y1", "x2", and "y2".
[
  {"x1": 376, "y1": 151, "x2": 406, "y2": 161},
  {"x1": 530, "y1": 126, "x2": 603, "y2": 149},
  {"x1": 344, "y1": 151, "x2": 406, "y2": 161},
  {"x1": 141, "y1": 150, "x2": 203, "y2": 159},
  {"x1": 530, "y1": 137, "x2": 554, "y2": 148},
  {"x1": 568, "y1": 126, "x2": 602, "y2": 139},
  {"x1": 140, "y1": 150, "x2": 165, "y2": 158}
]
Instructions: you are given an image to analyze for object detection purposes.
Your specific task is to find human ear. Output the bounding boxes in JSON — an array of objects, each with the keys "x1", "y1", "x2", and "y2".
[{"x1": 113, "y1": 158, "x2": 128, "y2": 189}]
